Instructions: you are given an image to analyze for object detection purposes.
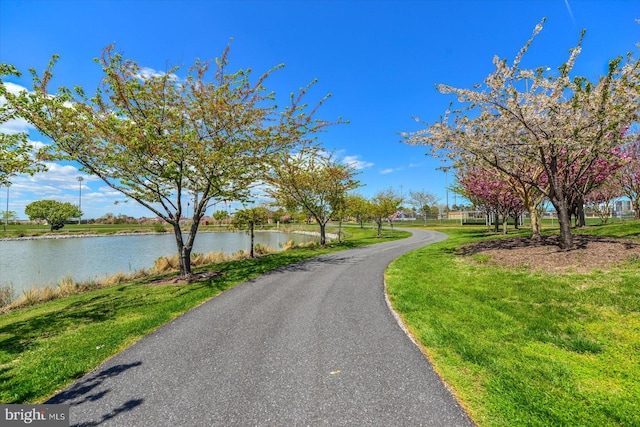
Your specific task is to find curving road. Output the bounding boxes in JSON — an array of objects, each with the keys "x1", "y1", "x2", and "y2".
[{"x1": 49, "y1": 228, "x2": 474, "y2": 426}]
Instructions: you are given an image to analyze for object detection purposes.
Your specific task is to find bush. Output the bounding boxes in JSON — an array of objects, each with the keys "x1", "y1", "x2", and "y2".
[
  {"x1": 153, "y1": 256, "x2": 179, "y2": 273},
  {"x1": 253, "y1": 243, "x2": 275, "y2": 255},
  {"x1": 153, "y1": 223, "x2": 167, "y2": 233},
  {"x1": 0, "y1": 284, "x2": 15, "y2": 307},
  {"x1": 281, "y1": 240, "x2": 296, "y2": 251}
]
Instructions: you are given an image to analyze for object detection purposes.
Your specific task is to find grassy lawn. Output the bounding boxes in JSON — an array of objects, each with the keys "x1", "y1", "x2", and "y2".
[
  {"x1": 1, "y1": 222, "x2": 160, "y2": 237},
  {"x1": 0, "y1": 226, "x2": 409, "y2": 403},
  {"x1": 386, "y1": 222, "x2": 640, "y2": 426}
]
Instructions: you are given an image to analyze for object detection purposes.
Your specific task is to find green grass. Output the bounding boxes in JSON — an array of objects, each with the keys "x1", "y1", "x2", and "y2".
[
  {"x1": 0, "y1": 222, "x2": 159, "y2": 237},
  {"x1": 0, "y1": 226, "x2": 408, "y2": 403},
  {"x1": 386, "y1": 221, "x2": 640, "y2": 426}
]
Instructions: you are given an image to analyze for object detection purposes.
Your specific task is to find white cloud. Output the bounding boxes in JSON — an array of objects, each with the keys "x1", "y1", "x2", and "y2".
[
  {"x1": 11, "y1": 162, "x2": 100, "y2": 193},
  {"x1": 342, "y1": 155, "x2": 374, "y2": 170},
  {"x1": 136, "y1": 67, "x2": 178, "y2": 82},
  {"x1": 0, "y1": 117, "x2": 34, "y2": 134},
  {"x1": 2, "y1": 81, "x2": 29, "y2": 96},
  {"x1": 380, "y1": 168, "x2": 394, "y2": 175},
  {"x1": 28, "y1": 139, "x2": 48, "y2": 151},
  {"x1": 1, "y1": 82, "x2": 35, "y2": 134}
]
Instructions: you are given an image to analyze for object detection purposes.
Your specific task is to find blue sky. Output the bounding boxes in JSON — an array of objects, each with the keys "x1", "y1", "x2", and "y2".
[{"x1": 1, "y1": 0, "x2": 638, "y2": 219}]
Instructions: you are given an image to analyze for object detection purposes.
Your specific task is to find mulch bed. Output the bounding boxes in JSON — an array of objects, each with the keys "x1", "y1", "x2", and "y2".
[{"x1": 457, "y1": 235, "x2": 640, "y2": 274}]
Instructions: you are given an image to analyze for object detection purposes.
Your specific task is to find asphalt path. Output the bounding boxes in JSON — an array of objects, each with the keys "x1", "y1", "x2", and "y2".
[{"x1": 49, "y1": 228, "x2": 475, "y2": 426}]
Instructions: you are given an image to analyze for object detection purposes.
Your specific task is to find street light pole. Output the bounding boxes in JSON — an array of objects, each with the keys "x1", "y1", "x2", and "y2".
[
  {"x1": 77, "y1": 176, "x2": 84, "y2": 225},
  {"x1": 4, "y1": 185, "x2": 8, "y2": 230},
  {"x1": 436, "y1": 165, "x2": 451, "y2": 212}
]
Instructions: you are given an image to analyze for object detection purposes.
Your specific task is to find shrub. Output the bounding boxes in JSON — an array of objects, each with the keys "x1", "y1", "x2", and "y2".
[
  {"x1": 57, "y1": 275, "x2": 78, "y2": 296},
  {"x1": 153, "y1": 223, "x2": 167, "y2": 233},
  {"x1": 101, "y1": 271, "x2": 129, "y2": 286},
  {"x1": 153, "y1": 256, "x2": 179, "y2": 273},
  {"x1": 20, "y1": 288, "x2": 41, "y2": 306},
  {"x1": 281, "y1": 240, "x2": 296, "y2": 251},
  {"x1": 254, "y1": 243, "x2": 275, "y2": 255},
  {"x1": 39, "y1": 286, "x2": 57, "y2": 303},
  {"x1": 0, "y1": 284, "x2": 15, "y2": 307}
]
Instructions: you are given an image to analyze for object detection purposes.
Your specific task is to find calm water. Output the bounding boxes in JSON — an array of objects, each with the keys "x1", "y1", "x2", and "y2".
[{"x1": 0, "y1": 231, "x2": 315, "y2": 293}]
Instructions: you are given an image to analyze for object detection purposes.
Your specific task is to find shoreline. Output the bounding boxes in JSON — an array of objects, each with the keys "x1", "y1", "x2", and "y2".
[
  {"x1": 0, "y1": 231, "x2": 165, "y2": 241},
  {"x1": 0, "y1": 228, "x2": 337, "y2": 242}
]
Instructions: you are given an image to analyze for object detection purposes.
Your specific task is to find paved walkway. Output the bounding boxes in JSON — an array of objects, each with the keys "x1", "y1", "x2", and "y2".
[{"x1": 49, "y1": 229, "x2": 474, "y2": 426}]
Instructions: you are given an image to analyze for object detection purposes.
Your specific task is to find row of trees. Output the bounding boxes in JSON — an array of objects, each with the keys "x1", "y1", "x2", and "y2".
[
  {"x1": 404, "y1": 19, "x2": 639, "y2": 250},
  {"x1": 283, "y1": 188, "x2": 437, "y2": 239},
  {"x1": 453, "y1": 145, "x2": 639, "y2": 235},
  {"x1": 1, "y1": 45, "x2": 345, "y2": 278},
  {"x1": 4, "y1": 46, "x2": 439, "y2": 276}
]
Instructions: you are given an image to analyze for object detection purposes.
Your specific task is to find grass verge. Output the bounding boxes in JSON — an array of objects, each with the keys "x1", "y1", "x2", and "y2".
[
  {"x1": 0, "y1": 227, "x2": 408, "y2": 403},
  {"x1": 386, "y1": 222, "x2": 640, "y2": 426}
]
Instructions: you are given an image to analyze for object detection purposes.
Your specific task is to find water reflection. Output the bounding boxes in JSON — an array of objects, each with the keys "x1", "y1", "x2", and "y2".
[{"x1": 0, "y1": 231, "x2": 315, "y2": 292}]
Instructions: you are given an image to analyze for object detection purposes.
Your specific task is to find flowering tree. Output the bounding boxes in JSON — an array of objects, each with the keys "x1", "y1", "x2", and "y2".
[
  {"x1": 369, "y1": 188, "x2": 403, "y2": 237},
  {"x1": 616, "y1": 140, "x2": 640, "y2": 219},
  {"x1": 458, "y1": 167, "x2": 524, "y2": 234},
  {"x1": 404, "y1": 20, "x2": 639, "y2": 249},
  {"x1": 266, "y1": 149, "x2": 359, "y2": 246},
  {"x1": 7, "y1": 46, "x2": 333, "y2": 278},
  {"x1": 344, "y1": 193, "x2": 370, "y2": 228},
  {"x1": 567, "y1": 149, "x2": 626, "y2": 227},
  {"x1": 0, "y1": 64, "x2": 45, "y2": 186},
  {"x1": 584, "y1": 179, "x2": 623, "y2": 224}
]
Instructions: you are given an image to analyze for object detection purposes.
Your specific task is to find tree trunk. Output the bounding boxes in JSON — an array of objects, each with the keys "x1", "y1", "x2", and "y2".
[
  {"x1": 502, "y1": 216, "x2": 508, "y2": 235},
  {"x1": 172, "y1": 223, "x2": 192, "y2": 277},
  {"x1": 338, "y1": 220, "x2": 342, "y2": 243},
  {"x1": 529, "y1": 205, "x2": 542, "y2": 239},
  {"x1": 576, "y1": 199, "x2": 586, "y2": 228},
  {"x1": 552, "y1": 198, "x2": 574, "y2": 250},
  {"x1": 376, "y1": 220, "x2": 383, "y2": 237},
  {"x1": 319, "y1": 222, "x2": 326, "y2": 246},
  {"x1": 250, "y1": 222, "x2": 255, "y2": 258},
  {"x1": 634, "y1": 198, "x2": 640, "y2": 220}
]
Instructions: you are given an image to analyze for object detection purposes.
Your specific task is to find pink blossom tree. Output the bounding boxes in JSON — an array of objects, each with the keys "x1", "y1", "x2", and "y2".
[
  {"x1": 567, "y1": 148, "x2": 626, "y2": 227},
  {"x1": 584, "y1": 179, "x2": 623, "y2": 224},
  {"x1": 616, "y1": 139, "x2": 640, "y2": 219},
  {"x1": 458, "y1": 167, "x2": 524, "y2": 234}
]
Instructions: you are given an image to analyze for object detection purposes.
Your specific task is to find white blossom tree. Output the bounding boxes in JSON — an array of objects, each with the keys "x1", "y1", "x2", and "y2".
[{"x1": 404, "y1": 19, "x2": 639, "y2": 249}]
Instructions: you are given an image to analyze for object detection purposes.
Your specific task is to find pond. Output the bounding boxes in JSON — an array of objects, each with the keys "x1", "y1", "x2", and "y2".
[{"x1": 0, "y1": 231, "x2": 316, "y2": 293}]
